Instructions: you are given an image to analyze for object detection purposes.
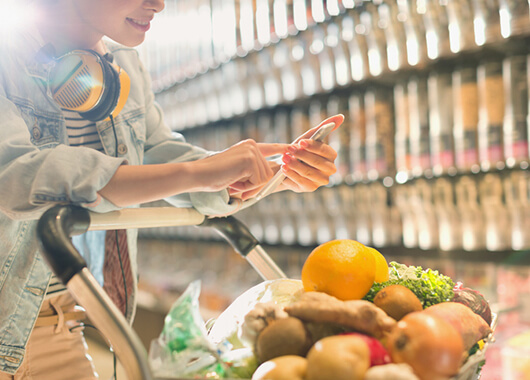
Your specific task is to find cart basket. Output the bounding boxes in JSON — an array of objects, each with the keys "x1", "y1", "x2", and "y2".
[{"x1": 37, "y1": 204, "x2": 286, "y2": 380}]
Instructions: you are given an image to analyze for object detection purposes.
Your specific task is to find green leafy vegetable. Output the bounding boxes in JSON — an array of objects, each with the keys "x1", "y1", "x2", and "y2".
[{"x1": 363, "y1": 262, "x2": 455, "y2": 307}]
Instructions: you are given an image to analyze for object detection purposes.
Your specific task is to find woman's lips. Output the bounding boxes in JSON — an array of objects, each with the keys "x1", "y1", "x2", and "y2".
[{"x1": 126, "y1": 18, "x2": 151, "y2": 32}]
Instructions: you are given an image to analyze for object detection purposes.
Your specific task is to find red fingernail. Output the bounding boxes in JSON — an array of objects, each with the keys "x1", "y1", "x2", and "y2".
[
  {"x1": 287, "y1": 146, "x2": 297, "y2": 154},
  {"x1": 283, "y1": 154, "x2": 292, "y2": 164},
  {"x1": 300, "y1": 140, "x2": 309, "y2": 148}
]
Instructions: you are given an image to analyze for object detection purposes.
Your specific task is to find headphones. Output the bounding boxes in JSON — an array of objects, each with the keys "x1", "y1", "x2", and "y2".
[{"x1": 48, "y1": 49, "x2": 131, "y2": 122}]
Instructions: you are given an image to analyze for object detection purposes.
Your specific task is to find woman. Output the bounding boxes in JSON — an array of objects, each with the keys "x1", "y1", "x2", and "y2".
[{"x1": 0, "y1": 0, "x2": 341, "y2": 378}]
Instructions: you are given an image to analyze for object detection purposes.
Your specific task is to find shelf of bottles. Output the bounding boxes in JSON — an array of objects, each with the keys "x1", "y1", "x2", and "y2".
[{"x1": 136, "y1": 0, "x2": 530, "y2": 254}]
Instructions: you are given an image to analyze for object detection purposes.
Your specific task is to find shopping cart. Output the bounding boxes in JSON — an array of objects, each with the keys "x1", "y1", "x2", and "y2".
[
  {"x1": 37, "y1": 204, "x2": 286, "y2": 380},
  {"x1": 37, "y1": 204, "x2": 497, "y2": 380}
]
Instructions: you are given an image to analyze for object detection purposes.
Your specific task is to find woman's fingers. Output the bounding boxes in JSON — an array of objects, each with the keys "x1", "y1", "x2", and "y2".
[
  {"x1": 282, "y1": 155, "x2": 333, "y2": 187},
  {"x1": 257, "y1": 143, "x2": 289, "y2": 157},
  {"x1": 293, "y1": 114, "x2": 345, "y2": 142},
  {"x1": 292, "y1": 139, "x2": 338, "y2": 162}
]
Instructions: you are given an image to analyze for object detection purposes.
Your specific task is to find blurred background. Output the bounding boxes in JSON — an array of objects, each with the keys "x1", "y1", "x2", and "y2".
[{"x1": 86, "y1": 0, "x2": 530, "y2": 378}]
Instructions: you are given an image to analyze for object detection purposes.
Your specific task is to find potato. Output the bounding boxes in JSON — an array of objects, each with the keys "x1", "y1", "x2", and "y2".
[
  {"x1": 306, "y1": 335, "x2": 370, "y2": 380},
  {"x1": 373, "y1": 285, "x2": 423, "y2": 320},
  {"x1": 252, "y1": 355, "x2": 307, "y2": 380}
]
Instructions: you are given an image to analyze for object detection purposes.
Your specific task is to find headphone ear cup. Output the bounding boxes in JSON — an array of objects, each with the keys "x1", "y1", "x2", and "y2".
[{"x1": 79, "y1": 53, "x2": 121, "y2": 122}]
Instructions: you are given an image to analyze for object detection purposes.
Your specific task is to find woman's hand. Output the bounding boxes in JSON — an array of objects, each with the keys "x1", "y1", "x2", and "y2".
[
  {"x1": 193, "y1": 139, "x2": 287, "y2": 197},
  {"x1": 279, "y1": 114, "x2": 343, "y2": 193}
]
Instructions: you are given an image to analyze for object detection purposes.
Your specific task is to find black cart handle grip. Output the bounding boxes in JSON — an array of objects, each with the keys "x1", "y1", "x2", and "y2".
[{"x1": 37, "y1": 205, "x2": 91, "y2": 284}]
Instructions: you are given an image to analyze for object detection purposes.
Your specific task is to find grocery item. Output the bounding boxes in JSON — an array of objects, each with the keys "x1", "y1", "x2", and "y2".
[
  {"x1": 208, "y1": 279, "x2": 304, "y2": 348},
  {"x1": 305, "y1": 335, "x2": 370, "y2": 380},
  {"x1": 301, "y1": 239, "x2": 376, "y2": 300},
  {"x1": 422, "y1": 302, "x2": 492, "y2": 350},
  {"x1": 452, "y1": 283, "x2": 492, "y2": 325},
  {"x1": 340, "y1": 332, "x2": 392, "y2": 367},
  {"x1": 284, "y1": 291, "x2": 396, "y2": 339},
  {"x1": 367, "y1": 247, "x2": 390, "y2": 283},
  {"x1": 251, "y1": 355, "x2": 307, "y2": 380},
  {"x1": 364, "y1": 363, "x2": 419, "y2": 380},
  {"x1": 373, "y1": 284, "x2": 423, "y2": 320},
  {"x1": 255, "y1": 317, "x2": 312, "y2": 363},
  {"x1": 152, "y1": 240, "x2": 495, "y2": 380},
  {"x1": 386, "y1": 311, "x2": 465, "y2": 380},
  {"x1": 364, "y1": 261, "x2": 455, "y2": 307}
]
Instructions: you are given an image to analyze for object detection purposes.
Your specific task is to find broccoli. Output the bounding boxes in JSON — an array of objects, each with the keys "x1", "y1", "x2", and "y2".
[{"x1": 363, "y1": 262, "x2": 455, "y2": 307}]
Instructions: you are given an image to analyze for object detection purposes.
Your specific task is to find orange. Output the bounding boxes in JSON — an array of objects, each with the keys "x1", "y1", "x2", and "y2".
[
  {"x1": 301, "y1": 239, "x2": 376, "y2": 301},
  {"x1": 367, "y1": 247, "x2": 389, "y2": 283}
]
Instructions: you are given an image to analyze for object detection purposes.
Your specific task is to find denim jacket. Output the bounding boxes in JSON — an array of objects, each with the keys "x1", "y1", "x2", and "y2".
[{"x1": 0, "y1": 27, "x2": 238, "y2": 374}]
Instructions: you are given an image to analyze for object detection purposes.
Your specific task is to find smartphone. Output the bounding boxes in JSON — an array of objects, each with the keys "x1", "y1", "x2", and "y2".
[{"x1": 254, "y1": 120, "x2": 338, "y2": 201}]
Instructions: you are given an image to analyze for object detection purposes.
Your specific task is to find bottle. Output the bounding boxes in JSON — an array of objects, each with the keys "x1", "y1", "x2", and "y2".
[
  {"x1": 349, "y1": 92, "x2": 368, "y2": 183},
  {"x1": 396, "y1": 0, "x2": 427, "y2": 67},
  {"x1": 408, "y1": 75, "x2": 432, "y2": 177},
  {"x1": 504, "y1": 171, "x2": 530, "y2": 250},
  {"x1": 246, "y1": 53, "x2": 266, "y2": 111},
  {"x1": 273, "y1": 0, "x2": 290, "y2": 39},
  {"x1": 290, "y1": 104, "x2": 311, "y2": 143},
  {"x1": 453, "y1": 65, "x2": 480, "y2": 173},
  {"x1": 378, "y1": 1, "x2": 408, "y2": 72},
  {"x1": 369, "y1": 181, "x2": 396, "y2": 247},
  {"x1": 433, "y1": 177, "x2": 463, "y2": 250},
  {"x1": 344, "y1": 9, "x2": 370, "y2": 82},
  {"x1": 479, "y1": 173, "x2": 511, "y2": 251},
  {"x1": 498, "y1": 0, "x2": 530, "y2": 38},
  {"x1": 455, "y1": 175, "x2": 486, "y2": 251},
  {"x1": 428, "y1": 70, "x2": 456, "y2": 176},
  {"x1": 311, "y1": 0, "x2": 328, "y2": 24},
  {"x1": 477, "y1": 60, "x2": 505, "y2": 171},
  {"x1": 293, "y1": 0, "x2": 310, "y2": 32},
  {"x1": 275, "y1": 39, "x2": 300, "y2": 102},
  {"x1": 352, "y1": 184, "x2": 373, "y2": 245},
  {"x1": 394, "y1": 80, "x2": 412, "y2": 182},
  {"x1": 445, "y1": 0, "x2": 475, "y2": 53},
  {"x1": 420, "y1": 0, "x2": 450, "y2": 60},
  {"x1": 414, "y1": 179, "x2": 439, "y2": 250},
  {"x1": 503, "y1": 55, "x2": 529, "y2": 169},
  {"x1": 470, "y1": 0, "x2": 501, "y2": 46},
  {"x1": 394, "y1": 182, "x2": 418, "y2": 248},
  {"x1": 360, "y1": 2, "x2": 388, "y2": 77},
  {"x1": 326, "y1": 20, "x2": 353, "y2": 87},
  {"x1": 327, "y1": 95, "x2": 351, "y2": 184},
  {"x1": 237, "y1": 0, "x2": 256, "y2": 54},
  {"x1": 259, "y1": 45, "x2": 284, "y2": 107},
  {"x1": 298, "y1": 29, "x2": 323, "y2": 96},
  {"x1": 255, "y1": 0, "x2": 273, "y2": 47},
  {"x1": 200, "y1": 71, "x2": 221, "y2": 123},
  {"x1": 312, "y1": 24, "x2": 336, "y2": 92},
  {"x1": 365, "y1": 86, "x2": 395, "y2": 181}
]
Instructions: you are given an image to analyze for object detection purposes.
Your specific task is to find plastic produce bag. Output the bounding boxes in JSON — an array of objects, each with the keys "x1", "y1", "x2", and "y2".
[
  {"x1": 149, "y1": 281, "x2": 230, "y2": 379},
  {"x1": 208, "y1": 279, "x2": 304, "y2": 348},
  {"x1": 149, "y1": 279, "x2": 304, "y2": 378}
]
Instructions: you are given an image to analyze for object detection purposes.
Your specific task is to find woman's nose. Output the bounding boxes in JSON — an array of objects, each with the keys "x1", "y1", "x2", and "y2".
[{"x1": 144, "y1": 0, "x2": 165, "y2": 13}]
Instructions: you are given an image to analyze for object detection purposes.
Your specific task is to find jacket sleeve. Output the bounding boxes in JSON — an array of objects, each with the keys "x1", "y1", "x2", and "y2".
[
  {"x1": 0, "y1": 89, "x2": 126, "y2": 220},
  {"x1": 132, "y1": 52, "x2": 241, "y2": 216}
]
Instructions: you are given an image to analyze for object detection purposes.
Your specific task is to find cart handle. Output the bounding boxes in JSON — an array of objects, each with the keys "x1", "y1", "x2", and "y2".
[
  {"x1": 37, "y1": 204, "x2": 285, "y2": 380},
  {"x1": 37, "y1": 205, "x2": 154, "y2": 380}
]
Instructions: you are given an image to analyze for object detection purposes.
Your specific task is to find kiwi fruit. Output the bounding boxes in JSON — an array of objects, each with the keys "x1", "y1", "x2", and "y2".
[
  {"x1": 256, "y1": 317, "x2": 312, "y2": 363},
  {"x1": 373, "y1": 284, "x2": 423, "y2": 320}
]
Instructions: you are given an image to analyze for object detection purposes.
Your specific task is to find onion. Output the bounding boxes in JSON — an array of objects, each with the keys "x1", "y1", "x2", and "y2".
[{"x1": 386, "y1": 311, "x2": 465, "y2": 380}]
